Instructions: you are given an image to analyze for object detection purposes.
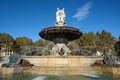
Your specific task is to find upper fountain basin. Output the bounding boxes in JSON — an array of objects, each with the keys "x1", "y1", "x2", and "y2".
[{"x1": 39, "y1": 26, "x2": 82, "y2": 41}]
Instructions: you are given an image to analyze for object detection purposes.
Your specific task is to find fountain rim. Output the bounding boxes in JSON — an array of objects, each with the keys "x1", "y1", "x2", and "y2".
[{"x1": 40, "y1": 26, "x2": 80, "y2": 31}]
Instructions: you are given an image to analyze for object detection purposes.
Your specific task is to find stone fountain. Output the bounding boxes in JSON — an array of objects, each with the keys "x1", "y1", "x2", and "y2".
[
  {"x1": 0, "y1": 8, "x2": 104, "y2": 75},
  {"x1": 39, "y1": 8, "x2": 82, "y2": 56}
]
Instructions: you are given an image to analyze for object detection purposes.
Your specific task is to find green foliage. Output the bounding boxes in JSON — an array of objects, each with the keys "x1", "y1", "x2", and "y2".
[
  {"x1": 75, "y1": 30, "x2": 116, "y2": 55},
  {"x1": 75, "y1": 32, "x2": 96, "y2": 47},
  {"x1": 95, "y1": 30, "x2": 115, "y2": 54},
  {"x1": 0, "y1": 33, "x2": 14, "y2": 43},
  {"x1": 34, "y1": 39, "x2": 51, "y2": 47},
  {"x1": 15, "y1": 36, "x2": 33, "y2": 46},
  {"x1": 15, "y1": 36, "x2": 33, "y2": 54},
  {"x1": 0, "y1": 33, "x2": 14, "y2": 51},
  {"x1": 34, "y1": 39, "x2": 44, "y2": 47}
]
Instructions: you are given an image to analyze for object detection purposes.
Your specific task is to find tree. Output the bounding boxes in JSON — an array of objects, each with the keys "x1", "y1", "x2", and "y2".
[
  {"x1": 0, "y1": 33, "x2": 15, "y2": 52},
  {"x1": 34, "y1": 39, "x2": 44, "y2": 47},
  {"x1": 96, "y1": 30, "x2": 115, "y2": 54},
  {"x1": 74, "y1": 30, "x2": 116, "y2": 55},
  {"x1": 76, "y1": 32, "x2": 96, "y2": 47},
  {"x1": 15, "y1": 36, "x2": 33, "y2": 54},
  {"x1": 15, "y1": 36, "x2": 33, "y2": 46}
]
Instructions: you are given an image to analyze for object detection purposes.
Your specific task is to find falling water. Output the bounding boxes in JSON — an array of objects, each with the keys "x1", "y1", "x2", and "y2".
[
  {"x1": 67, "y1": 42, "x2": 81, "y2": 55},
  {"x1": 32, "y1": 76, "x2": 46, "y2": 80},
  {"x1": 41, "y1": 42, "x2": 54, "y2": 55},
  {"x1": 23, "y1": 42, "x2": 54, "y2": 56}
]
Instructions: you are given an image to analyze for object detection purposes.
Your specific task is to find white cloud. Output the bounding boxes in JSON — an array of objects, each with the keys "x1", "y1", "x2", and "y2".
[{"x1": 73, "y1": 2, "x2": 92, "y2": 21}]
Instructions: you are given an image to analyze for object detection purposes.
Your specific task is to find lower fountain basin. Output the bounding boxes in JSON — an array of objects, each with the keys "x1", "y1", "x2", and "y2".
[{"x1": 1, "y1": 56, "x2": 120, "y2": 80}]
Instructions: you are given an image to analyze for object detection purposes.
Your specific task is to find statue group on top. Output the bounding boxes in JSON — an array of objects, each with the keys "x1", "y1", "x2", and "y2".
[{"x1": 55, "y1": 8, "x2": 66, "y2": 26}]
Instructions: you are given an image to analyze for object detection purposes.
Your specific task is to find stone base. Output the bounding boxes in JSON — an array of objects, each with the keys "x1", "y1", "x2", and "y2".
[
  {"x1": 23, "y1": 66, "x2": 101, "y2": 75},
  {"x1": 98, "y1": 66, "x2": 120, "y2": 75},
  {"x1": 0, "y1": 66, "x2": 100, "y2": 75},
  {"x1": 0, "y1": 56, "x2": 103, "y2": 74},
  {"x1": 0, "y1": 67, "x2": 23, "y2": 74},
  {"x1": 1, "y1": 66, "x2": 120, "y2": 75},
  {"x1": 21, "y1": 56, "x2": 103, "y2": 66}
]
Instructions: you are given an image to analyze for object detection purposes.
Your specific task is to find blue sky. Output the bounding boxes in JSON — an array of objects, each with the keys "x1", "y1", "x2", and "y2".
[{"x1": 0, "y1": 0, "x2": 120, "y2": 41}]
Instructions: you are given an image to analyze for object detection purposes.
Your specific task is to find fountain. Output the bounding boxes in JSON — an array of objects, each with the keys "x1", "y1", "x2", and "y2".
[
  {"x1": 39, "y1": 8, "x2": 82, "y2": 56},
  {"x1": 1, "y1": 8, "x2": 120, "y2": 80}
]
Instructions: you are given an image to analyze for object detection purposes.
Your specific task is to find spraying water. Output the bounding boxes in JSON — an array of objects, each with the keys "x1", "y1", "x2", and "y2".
[
  {"x1": 0, "y1": 57, "x2": 9, "y2": 67},
  {"x1": 67, "y1": 42, "x2": 81, "y2": 55},
  {"x1": 32, "y1": 76, "x2": 46, "y2": 80}
]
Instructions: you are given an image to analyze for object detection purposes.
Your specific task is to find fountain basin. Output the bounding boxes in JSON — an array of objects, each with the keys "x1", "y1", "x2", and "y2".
[
  {"x1": 1, "y1": 56, "x2": 103, "y2": 74},
  {"x1": 21, "y1": 56, "x2": 103, "y2": 66}
]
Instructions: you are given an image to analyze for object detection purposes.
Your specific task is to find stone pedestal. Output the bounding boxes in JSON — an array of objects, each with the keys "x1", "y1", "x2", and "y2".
[{"x1": 55, "y1": 22, "x2": 66, "y2": 27}]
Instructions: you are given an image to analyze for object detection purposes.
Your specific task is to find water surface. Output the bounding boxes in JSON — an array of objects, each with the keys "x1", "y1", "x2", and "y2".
[{"x1": 1, "y1": 73, "x2": 120, "y2": 80}]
